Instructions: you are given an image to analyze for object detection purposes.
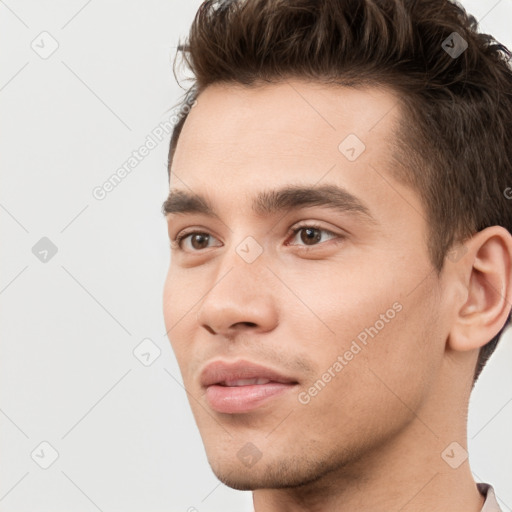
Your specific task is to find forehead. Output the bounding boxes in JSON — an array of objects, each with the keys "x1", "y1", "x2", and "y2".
[
  {"x1": 167, "y1": 80, "x2": 424, "y2": 227},
  {"x1": 171, "y1": 79, "x2": 401, "y2": 181}
]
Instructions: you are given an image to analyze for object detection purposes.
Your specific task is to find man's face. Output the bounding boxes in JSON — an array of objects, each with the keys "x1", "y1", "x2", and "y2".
[{"x1": 163, "y1": 80, "x2": 450, "y2": 489}]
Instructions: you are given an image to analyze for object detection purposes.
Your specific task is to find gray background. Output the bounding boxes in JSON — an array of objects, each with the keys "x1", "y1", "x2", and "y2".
[{"x1": 0, "y1": 1, "x2": 511, "y2": 511}]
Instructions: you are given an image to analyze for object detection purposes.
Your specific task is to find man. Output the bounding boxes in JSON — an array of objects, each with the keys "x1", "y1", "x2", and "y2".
[{"x1": 162, "y1": 0, "x2": 512, "y2": 510}]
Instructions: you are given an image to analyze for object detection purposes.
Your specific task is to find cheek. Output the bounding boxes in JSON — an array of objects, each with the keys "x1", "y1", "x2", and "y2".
[
  {"x1": 307, "y1": 282, "x2": 440, "y2": 430},
  {"x1": 163, "y1": 263, "x2": 202, "y2": 328},
  {"x1": 281, "y1": 259, "x2": 406, "y2": 351},
  {"x1": 162, "y1": 266, "x2": 197, "y2": 366},
  {"x1": 162, "y1": 267, "x2": 177, "y2": 328},
  {"x1": 289, "y1": 259, "x2": 438, "y2": 391}
]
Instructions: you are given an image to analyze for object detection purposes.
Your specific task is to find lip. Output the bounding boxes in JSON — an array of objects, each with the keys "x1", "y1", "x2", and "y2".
[
  {"x1": 200, "y1": 359, "x2": 299, "y2": 414},
  {"x1": 200, "y1": 359, "x2": 298, "y2": 388}
]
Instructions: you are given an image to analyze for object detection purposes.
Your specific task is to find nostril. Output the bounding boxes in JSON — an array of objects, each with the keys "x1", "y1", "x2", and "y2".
[
  {"x1": 201, "y1": 321, "x2": 258, "y2": 336},
  {"x1": 237, "y1": 322, "x2": 257, "y2": 328}
]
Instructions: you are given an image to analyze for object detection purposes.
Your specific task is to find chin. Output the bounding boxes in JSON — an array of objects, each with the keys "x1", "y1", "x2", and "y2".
[
  {"x1": 212, "y1": 470, "x2": 262, "y2": 491},
  {"x1": 207, "y1": 452, "x2": 342, "y2": 491}
]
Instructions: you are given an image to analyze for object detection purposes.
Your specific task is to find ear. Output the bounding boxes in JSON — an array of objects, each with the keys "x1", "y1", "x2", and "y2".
[{"x1": 448, "y1": 226, "x2": 512, "y2": 352}]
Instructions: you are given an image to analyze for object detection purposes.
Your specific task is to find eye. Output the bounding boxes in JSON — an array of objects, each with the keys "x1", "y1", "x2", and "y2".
[
  {"x1": 286, "y1": 223, "x2": 343, "y2": 249},
  {"x1": 171, "y1": 222, "x2": 344, "y2": 253},
  {"x1": 172, "y1": 231, "x2": 220, "y2": 252}
]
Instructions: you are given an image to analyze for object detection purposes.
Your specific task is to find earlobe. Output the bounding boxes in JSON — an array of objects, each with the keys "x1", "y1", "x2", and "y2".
[{"x1": 448, "y1": 226, "x2": 512, "y2": 353}]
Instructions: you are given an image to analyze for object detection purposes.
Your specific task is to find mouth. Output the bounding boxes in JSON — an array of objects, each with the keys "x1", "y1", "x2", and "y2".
[{"x1": 200, "y1": 360, "x2": 299, "y2": 414}]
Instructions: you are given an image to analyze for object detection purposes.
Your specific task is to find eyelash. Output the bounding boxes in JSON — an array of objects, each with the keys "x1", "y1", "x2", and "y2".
[{"x1": 171, "y1": 222, "x2": 345, "y2": 252}]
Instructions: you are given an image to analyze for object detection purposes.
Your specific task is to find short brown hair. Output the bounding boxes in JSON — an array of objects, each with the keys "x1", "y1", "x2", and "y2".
[{"x1": 167, "y1": 0, "x2": 512, "y2": 384}]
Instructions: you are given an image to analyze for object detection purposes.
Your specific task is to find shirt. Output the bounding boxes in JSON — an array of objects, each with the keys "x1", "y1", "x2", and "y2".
[{"x1": 478, "y1": 483, "x2": 502, "y2": 512}]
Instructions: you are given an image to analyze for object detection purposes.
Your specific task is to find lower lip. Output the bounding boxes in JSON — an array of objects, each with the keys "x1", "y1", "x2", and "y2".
[{"x1": 205, "y1": 382, "x2": 297, "y2": 413}]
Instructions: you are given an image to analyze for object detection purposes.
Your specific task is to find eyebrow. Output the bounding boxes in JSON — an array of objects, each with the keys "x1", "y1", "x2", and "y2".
[{"x1": 161, "y1": 184, "x2": 377, "y2": 225}]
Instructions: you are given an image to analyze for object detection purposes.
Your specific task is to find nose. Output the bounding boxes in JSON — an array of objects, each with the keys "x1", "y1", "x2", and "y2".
[{"x1": 195, "y1": 255, "x2": 279, "y2": 338}]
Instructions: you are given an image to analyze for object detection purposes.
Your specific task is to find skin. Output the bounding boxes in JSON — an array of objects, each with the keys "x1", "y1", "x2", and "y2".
[{"x1": 162, "y1": 79, "x2": 512, "y2": 512}]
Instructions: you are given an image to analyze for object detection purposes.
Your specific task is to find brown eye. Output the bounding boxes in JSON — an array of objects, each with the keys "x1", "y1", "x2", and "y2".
[
  {"x1": 288, "y1": 224, "x2": 339, "y2": 248},
  {"x1": 173, "y1": 232, "x2": 219, "y2": 251},
  {"x1": 188, "y1": 233, "x2": 211, "y2": 250},
  {"x1": 299, "y1": 227, "x2": 323, "y2": 245}
]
